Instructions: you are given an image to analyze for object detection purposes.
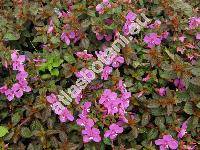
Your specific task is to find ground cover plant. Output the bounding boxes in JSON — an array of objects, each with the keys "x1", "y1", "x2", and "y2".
[{"x1": 0, "y1": 0, "x2": 200, "y2": 149}]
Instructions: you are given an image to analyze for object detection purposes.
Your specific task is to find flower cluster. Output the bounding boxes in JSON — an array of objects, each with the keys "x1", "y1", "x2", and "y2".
[
  {"x1": 99, "y1": 80, "x2": 131, "y2": 123},
  {"x1": 76, "y1": 102, "x2": 101, "y2": 143},
  {"x1": 0, "y1": 51, "x2": 31, "y2": 101},
  {"x1": 96, "y1": 0, "x2": 111, "y2": 14},
  {"x1": 122, "y1": 11, "x2": 137, "y2": 35},
  {"x1": 155, "y1": 120, "x2": 189, "y2": 150},
  {"x1": 46, "y1": 93, "x2": 74, "y2": 122}
]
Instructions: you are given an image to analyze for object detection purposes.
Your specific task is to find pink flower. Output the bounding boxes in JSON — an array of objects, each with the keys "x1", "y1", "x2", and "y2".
[
  {"x1": 81, "y1": 102, "x2": 92, "y2": 115},
  {"x1": 96, "y1": 0, "x2": 111, "y2": 14},
  {"x1": 0, "y1": 85, "x2": 8, "y2": 94},
  {"x1": 148, "y1": 20, "x2": 161, "y2": 29},
  {"x1": 96, "y1": 33, "x2": 104, "y2": 40},
  {"x1": 161, "y1": 31, "x2": 169, "y2": 39},
  {"x1": 101, "y1": 66, "x2": 113, "y2": 80},
  {"x1": 61, "y1": 31, "x2": 76, "y2": 45},
  {"x1": 157, "y1": 87, "x2": 166, "y2": 96},
  {"x1": 189, "y1": 17, "x2": 200, "y2": 29},
  {"x1": 112, "y1": 56, "x2": 124, "y2": 68},
  {"x1": 178, "y1": 121, "x2": 187, "y2": 139},
  {"x1": 77, "y1": 115, "x2": 94, "y2": 127},
  {"x1": 178, "y1": 35, "x2": 186, "y2": 42},
  {"x1": 99, "y1": 89, "x2": 117, "y2": 104},
  {"x1": 61, "y1": 32, "x2": 70, "y2": 45},
  {"x1": 155, "y1": 135, "x2": 178, "y2": 150},
  {"x1": 51, "y1": 101, "x2": 65, "y2": 115},
  {"x1": 47, "y1": 19, "x2": 54, "y2": 34},
  {"x1": 11, "y1": 51, "x2": 25, "y2": 71},
  {"x1": 196, "y1": 33, "x2": 200, "y2": 40},
  {"x1": 59, "y1": 107, "x2": 74, "y2": 122},
  {"x1": 46, "y1": 93, "x2": 58, "y2": 104},
  {"x1": 142, "y1": 74, "x2": 150, "y2": 82},
  {"x1": 104, "y1": 123, "x2": 123, "y2": 140},
  {"x1": 174, "y1": 78, "x2": 186, "y2": 91},
  {"x1": 75, "y1": 68, "x2": 95, "y2": 83},
  {"x1": 126, "y1": 11, "x2": 137, "y2": 21},
  {"x1": 144, "y1": 33, "x2": 161, "y2": 48},
  {"x1": 82, "y1": 127, "x2": 101, "y2": 143},
  {"x1": 16, "y1": 71, "x2": 28, "y2": 82},
  {"x1": 118, "y1": 80, "x2": 127, "y2": 93},
  {"x1": 11, "y1": 81, "x2": 31, "y2": 98},
  {"x1": 76, "y1": 50, "x2": 93, "y2": 60},
  {"x1": 104, "y1": 34, "x2": 112, "y2": 41},
  {"x1": 75, "y1": 93, "x2": 82, "y2": 104},
  {"x1": 4, "y1": 89, "x2": 15, "y2": 101},
  {"x1": 176, "y1": 47, "x2": 186, "y2": 54}
]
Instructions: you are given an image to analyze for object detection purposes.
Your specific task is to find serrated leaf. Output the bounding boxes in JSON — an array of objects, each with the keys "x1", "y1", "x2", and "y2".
[
  {"x1": 12, "y1": 113, "x2": 21, "y2": 126},
  {"x1": 147, "y1": 128, "x2": 158, "y2": 140},
  {"x1": 3, "y1": 32, "x2": 20, "y2": 40},
  {"x1": 0, "y1": 126, "x2": 9, "y2": 137},
  {"x1": 50, "y1": 69, "x2": 59, "y2": 76},
  {"x1": 184, "y1": 102, "x2": 193, "y2": 115},
  {"x1": 21, "y1": 127, "x2": 32, "y2": 138},
  {"x1": 64, "y1": 53, "x2": 76, "y2": 64}
]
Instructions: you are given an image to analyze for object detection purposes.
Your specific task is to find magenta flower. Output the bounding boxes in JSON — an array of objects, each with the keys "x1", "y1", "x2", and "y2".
[
  {"x1": 189, "y1": 17, "x2": 200, "y2": 29},
  {"x1": 75, "y1": 68, "x2": 95, "y2": 83},
  {"x1": 76, "y1": 50, "x2": 93, "y2": 60},
  {"x1": 101, "y1": 66, "x2": 113, "y2": 80},
  {"x1": 46, "y1": 93, "x2": 58, "y2": 104},
  {"x1": 4, "y1": 89, "x2": 15, "y2": 101},
  {"x1": 148, "y1": 20, "x2": 161, "y2": 29},
  {"x1": 47, "y1": 19, "x2": 54, "y2": 34},
  {"x1": 75, "y1": 93, "x2": 82, "y2": 104},
  {"x1": 118, "y1": 80, "x2": 126, "y2": 93},
  {"x1": 157, "y1": 87, "x2": 166, "y2": 96},
  {"x1": 196, "y1": 33, "x2": 200, "y2": 40},
  {"x1": 11, "y1": 51, "x2": 26, "y2": 71},
  {"x1": 99, "y1": 89, "x2": 117, "y2": 104},
  {"x1": 161, "y1": 31, "x2": 169, "y2": 39},
  {"x1": 96, "y1": 0, "x2": 111, "y2": 14},
  {"x1": 51, "y1": 101, "x2": 65, "y2": 115},
  {"x1": 0, "y1": 85, "x2": 8, "y2": 94},
  {"x1": 155, "y1": 135, "x2": 178, "y2": 150},
  {"x1": 178, "y1": 35, "x2": 186, "y2": 42},
  {"x1": 174, "y1": 78, "x2": 186, "y2": 91},
  {"x1": 96, "y1": 33, "x2": 104, "y2": 40},
  {"x1": 81, "y1": 102, "x2": 92, "y2": 115},
  {"x1": 61, "y1": 31, "x2": 76, "y2": 45},
  {"x1": 82, "y1": 127, "x2": 101, "y2": 143},
  {"x1": 59, "y1": 107, "x2": 74, "y2": 122},
  {"x1": 16, "y1": 71, "x2": 28, "y2": 82},
  {"x1": 126, "y1": 11, "x2": 137, "y2": 21},
  {"x1": 178, "y1": 121, "x2": 187, "y2": 139},
  {"x1": 77, "y1": 115, "x2": 94, "y2": 127},
  {"x1": 104, "y1": 123, "x2": 123, "y2": 140},
  {"x1": 144, "y1": 33, "x2": 161, "y2": 48},
  {"x1": 112, "y1": 56, "x2": 124, "y2": 68}
]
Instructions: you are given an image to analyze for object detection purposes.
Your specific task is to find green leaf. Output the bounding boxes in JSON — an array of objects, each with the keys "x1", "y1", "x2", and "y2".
[
  {"x1": 184, "y1": 102, "x2": 193, "y2": 115},
  {"x1": 147, "y1": 128, "x2": 158, "y2": 140},
  {"x1": 50, "y1": 69, "x2": 59, "y2": 76},
  {"x1": 3, "y1": 32, "x2": 20, "y2": 40},
  {"x1": 64, "y1": 53, "x2": 76, "y2": 64},
  {"x1": 0, "y1": 126, "x2": 9, "y2": 137},
  {"x1": 21, "y1": 127, "x2": 32, "y2": 138},
  {"x1": 50, "y1": 36, "x2": 60, "y2": 45},
  {"x1": 196, "y1": 102, "x2": 200, "y2": 109},
  {"x1": 103, "y1": 138, "x2": 111, "y2": 145},
  {"x1": 12, "y1": 113, "x2": 21, "y2": 126},
  {"x1": 191, "y1": 68, "x2": 200, "y2": 77}
]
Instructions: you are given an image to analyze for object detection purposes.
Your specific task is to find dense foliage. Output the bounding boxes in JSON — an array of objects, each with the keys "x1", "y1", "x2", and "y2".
[{"x1": 0, "y1": 0, "x2": 200, "y2": 149}]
